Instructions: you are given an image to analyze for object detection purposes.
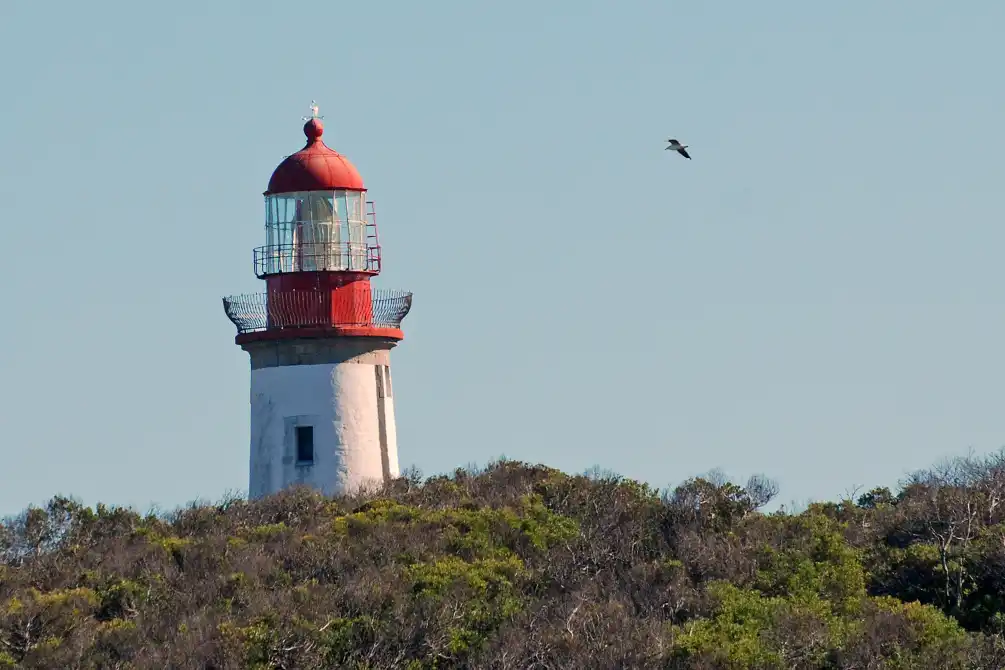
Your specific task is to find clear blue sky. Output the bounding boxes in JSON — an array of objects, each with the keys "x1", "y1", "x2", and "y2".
[{"x1": 1, "y1": 1, "x2": 1003, "y2": 516}]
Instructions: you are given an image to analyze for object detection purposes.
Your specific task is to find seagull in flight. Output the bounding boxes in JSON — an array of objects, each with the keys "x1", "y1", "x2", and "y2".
[{"x1": 665, "y1": 138, "x2": 691, "y2": 160}]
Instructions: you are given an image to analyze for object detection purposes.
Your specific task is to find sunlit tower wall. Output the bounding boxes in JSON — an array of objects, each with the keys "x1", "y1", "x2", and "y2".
[{"x1": 223, "y1": 103, "x2": 413, "y2": 499}]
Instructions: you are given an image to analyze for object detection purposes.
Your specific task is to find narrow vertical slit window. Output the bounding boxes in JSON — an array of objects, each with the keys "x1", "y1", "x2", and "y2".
[{"x1": 295, "y1": 425, "x2": 315, "y2": 464}]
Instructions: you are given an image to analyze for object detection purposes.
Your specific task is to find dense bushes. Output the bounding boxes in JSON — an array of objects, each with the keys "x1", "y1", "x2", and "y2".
[{"x1": 4, "y1": 453, "x2": 1005, "y2": 668}]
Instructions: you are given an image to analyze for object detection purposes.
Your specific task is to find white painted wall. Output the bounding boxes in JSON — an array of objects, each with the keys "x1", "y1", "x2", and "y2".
[{"x1": 248, "y1": 361, "x2": 399, "y2": 498}]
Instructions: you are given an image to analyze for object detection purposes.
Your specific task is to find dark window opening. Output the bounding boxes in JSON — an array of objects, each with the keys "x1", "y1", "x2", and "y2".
[{"x1": 295, "y1": 425, "x2": 314, "y2": 464}]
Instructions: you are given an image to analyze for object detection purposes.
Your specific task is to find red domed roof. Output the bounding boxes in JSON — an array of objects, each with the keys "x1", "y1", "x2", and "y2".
[{"x1": 265, "y1": 118, "x2": 365, "y2": 195}]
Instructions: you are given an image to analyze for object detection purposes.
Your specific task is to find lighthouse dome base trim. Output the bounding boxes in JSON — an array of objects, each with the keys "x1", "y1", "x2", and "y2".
[{"x1": 243, "y1": 336, "x2": 400, "y2": 499}]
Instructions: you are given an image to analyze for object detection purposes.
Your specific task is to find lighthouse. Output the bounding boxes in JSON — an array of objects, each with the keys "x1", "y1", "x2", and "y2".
[{"x1": 223, "y1": 102, "x2": 412, "y2": 499}]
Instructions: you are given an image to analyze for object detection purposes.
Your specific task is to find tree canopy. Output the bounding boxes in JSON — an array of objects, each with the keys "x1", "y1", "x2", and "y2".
[{"x1": 4, "y1": 451, "x2": 1005, "y2": 668}]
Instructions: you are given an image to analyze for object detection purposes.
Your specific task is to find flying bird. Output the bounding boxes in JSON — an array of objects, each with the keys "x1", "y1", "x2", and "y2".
[{"x1": 665, "y1": 138, "x2": 691, "y2": 160}]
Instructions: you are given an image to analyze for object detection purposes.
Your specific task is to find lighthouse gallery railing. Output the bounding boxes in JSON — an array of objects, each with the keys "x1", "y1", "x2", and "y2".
[{"x1": 222, "y1": 289, "x2": 412, "y2": 335}]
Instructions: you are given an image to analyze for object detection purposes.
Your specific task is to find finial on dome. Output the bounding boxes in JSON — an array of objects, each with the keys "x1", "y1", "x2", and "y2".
[
  {"x1": 302, "y1": 100, "x2": 325, "y2": 143},
  {"x1": 303, "y1": 100, "x2": 323, "y2": 122}
]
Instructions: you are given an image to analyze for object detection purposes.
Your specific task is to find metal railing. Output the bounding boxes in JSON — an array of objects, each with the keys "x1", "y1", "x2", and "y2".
[
  {"x1": 223, "y1": 289, "x2": 413, "y2": 335},
  {"x1": 253, "y1": 243, "x2": 380, "y2": 277}
]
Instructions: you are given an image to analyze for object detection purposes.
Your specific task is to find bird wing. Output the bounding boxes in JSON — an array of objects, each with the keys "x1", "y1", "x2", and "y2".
[
  {"x1": 678, "y1": 148, "x2": 691, "y2": 159},
  {"x1": 667, "y1": 138, "x2": 679, "y2": 146}
]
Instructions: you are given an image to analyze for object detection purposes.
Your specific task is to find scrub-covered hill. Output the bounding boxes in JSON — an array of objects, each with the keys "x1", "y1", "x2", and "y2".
[{"x1": 3, "y1": 455, "x2": 1005, "y2": 669}]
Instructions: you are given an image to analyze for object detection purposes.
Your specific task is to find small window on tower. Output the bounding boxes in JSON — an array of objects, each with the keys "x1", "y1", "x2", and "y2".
[{"x1": 295, "y1": 425, "x2": 314, "y2": 464}]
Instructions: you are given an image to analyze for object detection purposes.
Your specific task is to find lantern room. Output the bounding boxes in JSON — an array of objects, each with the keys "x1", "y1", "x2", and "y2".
[{"x1": 254, "y1": 104, "x2": 381, "y2": 279}]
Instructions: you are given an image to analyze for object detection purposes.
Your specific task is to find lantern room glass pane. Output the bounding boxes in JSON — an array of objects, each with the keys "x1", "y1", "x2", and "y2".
[{"x1": 340, "y1": 191, "x2": 367, "y2": 271}]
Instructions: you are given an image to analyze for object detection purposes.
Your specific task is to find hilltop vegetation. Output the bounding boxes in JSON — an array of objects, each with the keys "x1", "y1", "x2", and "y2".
[{"x1": 4, "y1": 453, "x2": 1005, "y2": 669}]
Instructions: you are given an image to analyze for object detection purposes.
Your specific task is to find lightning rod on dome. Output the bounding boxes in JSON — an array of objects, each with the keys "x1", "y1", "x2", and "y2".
[{"x1": 303, "y1": 100, "x2": 324, "y2": 122}]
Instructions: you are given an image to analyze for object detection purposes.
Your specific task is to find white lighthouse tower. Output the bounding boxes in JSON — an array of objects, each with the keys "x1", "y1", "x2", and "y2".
[{"x1": 223, "y1": 103, "x2": 413, "y2": 499}]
